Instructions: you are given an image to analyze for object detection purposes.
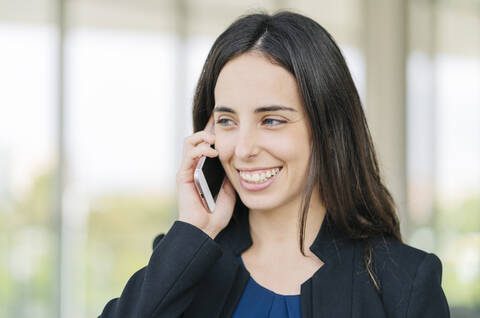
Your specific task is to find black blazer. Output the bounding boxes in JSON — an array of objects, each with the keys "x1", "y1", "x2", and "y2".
[{"x1": 99, "y1": 209, "x2": 450, "y2": 318}]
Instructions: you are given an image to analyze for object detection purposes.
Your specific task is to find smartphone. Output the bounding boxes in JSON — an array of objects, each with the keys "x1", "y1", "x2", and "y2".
[{"x1": 193, "y1": 123, "x2": 226, "y2": 212}]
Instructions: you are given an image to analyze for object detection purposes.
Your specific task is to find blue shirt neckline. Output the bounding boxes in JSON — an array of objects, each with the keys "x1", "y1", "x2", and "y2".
[{"x1": 237, "y1": 255, "x2": 301, "y2": 298}]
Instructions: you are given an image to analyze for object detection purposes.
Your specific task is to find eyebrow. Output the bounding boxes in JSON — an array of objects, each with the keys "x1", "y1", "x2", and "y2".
[{"x1": 213, "y1": 104, "x2": 298, "y2": 114}]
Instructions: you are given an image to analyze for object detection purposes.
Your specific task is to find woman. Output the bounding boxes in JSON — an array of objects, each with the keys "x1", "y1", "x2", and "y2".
[{"x1": 99, "y1": 10, "x2": 450, "y2": 318}]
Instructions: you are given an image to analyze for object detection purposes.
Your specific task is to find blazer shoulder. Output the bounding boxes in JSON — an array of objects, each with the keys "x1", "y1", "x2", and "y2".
[
  {"x1": 152, "y1": 233, "x2": 166, "y2": 250},
  {"x1": 369, "y1": 235, "x2": 431, "y2": 271},
  {"x1": 366, "y1": 235, "x2": 441, "y2": 282},
  {"x1": 364, "y1": 235, "x2": 449, "y2": 317}
]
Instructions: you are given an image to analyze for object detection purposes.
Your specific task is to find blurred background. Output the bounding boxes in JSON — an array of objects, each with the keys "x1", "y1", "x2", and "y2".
[{"x1": 0, "y1": 0, "x2": 478, "y2": 317}]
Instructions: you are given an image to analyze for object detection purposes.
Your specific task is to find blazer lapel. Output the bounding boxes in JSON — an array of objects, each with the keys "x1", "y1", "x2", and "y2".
[
  {"x1": 302, "y1": 214, "x2": 355, "y2": 318},
  {"x1": 182, "y1": 250, "x2": 249, "y2": 318},
  {"x1": 216, "y1": 207, "x2": 254, "y2": 318}
]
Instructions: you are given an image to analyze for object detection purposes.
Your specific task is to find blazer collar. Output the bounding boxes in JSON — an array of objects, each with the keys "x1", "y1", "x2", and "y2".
[
  {"x1": 213, "y1": 206, "x2": 356, "y2": 318},
  {"x1": 215, "y1": 206, "x2": 356, "y2": 318},
  {"x1": 216, "y1": 206, "x2": 352, "y2": 266}
]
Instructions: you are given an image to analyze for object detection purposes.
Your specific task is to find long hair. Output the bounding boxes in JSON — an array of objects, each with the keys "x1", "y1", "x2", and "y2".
[{"x1": 191, "y1": 10, "x2": 402, "y2": 294}]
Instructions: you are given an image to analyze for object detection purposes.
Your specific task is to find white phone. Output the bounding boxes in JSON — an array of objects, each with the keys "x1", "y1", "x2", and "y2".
[{"x1": 193, "y1": 122, "x2": 226, "y2": 212}]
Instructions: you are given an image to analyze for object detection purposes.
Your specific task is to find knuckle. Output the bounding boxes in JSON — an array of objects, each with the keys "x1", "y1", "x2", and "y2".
[
  {"x1": 202, "y1": 144, "x2": 214, "y2": 153},
  {"x1": 203, "y1": 130, "x2": 213, "y2": 140},
  {"x1": 190, "y1": 148, "x2": 201, "y2": 159}
]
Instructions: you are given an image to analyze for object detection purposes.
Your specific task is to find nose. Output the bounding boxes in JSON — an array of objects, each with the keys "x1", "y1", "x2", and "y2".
[{"x1": 234, "y1": 126, "x2": 259, "y2": 160}]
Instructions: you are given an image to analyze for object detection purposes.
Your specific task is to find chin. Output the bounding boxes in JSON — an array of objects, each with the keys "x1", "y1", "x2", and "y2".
[{"x1": 237, "y1": 194, "x2": 281, "y2": 211}]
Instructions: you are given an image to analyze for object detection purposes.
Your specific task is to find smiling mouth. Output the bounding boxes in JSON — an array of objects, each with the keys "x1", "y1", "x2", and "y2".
[
  {"x1": 236, "y1": 166, "x2": 282, "y2": 191},
  {"x1": 236, "y1": 166, "x2": 283, "y2": 173},
  {"x1": 237, "y1": 166, "x2": 283, "y2": 184}
]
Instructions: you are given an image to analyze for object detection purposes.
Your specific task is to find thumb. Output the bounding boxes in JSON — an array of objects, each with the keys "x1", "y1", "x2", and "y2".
[
  {"x1": 221, "y1": 177, "x2": 235, "y2": 197},
  {"x1": 216, "y1": 177, "x2": 236, "y2": 207}
]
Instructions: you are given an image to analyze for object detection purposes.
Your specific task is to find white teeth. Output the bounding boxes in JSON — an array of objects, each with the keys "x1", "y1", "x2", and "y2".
[{"x1": 239, "y1": 167, "x2": 281, "y2": 183}]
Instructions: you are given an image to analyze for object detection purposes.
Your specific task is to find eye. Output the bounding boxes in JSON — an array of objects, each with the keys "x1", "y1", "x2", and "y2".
[
  {"x1": 215, "y1": 117, "x2": 287, "y2": 127},
  {"x1": 263, "y1": 118, "x2": 286, "y2": 126},
  {"x1": 216, "y1": 118, "x2": 234, "y2": 126}
]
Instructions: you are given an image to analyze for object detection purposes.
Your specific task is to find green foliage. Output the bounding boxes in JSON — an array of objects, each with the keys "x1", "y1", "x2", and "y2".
[
  {"x1": 437, "y1": 193, "x2": 480, "y2": 308},
  {"x1": 14, "y1": 170, "x2": 54, "y2": 225},
  {"x1": 0, "y1": 170, "x2": 55, "y2": 318},
  {"x1": 443, "y1": 253, "x2": 480, "y2": 306},
  {"x1": 86, "y1": 193, "x2": 177, "y2": 317},
  {"x1": 438, "y1": 195, "x2": 480, "y2": 233}
]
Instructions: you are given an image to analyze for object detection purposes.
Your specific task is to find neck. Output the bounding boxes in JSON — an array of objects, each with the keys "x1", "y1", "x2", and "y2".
[{"x1": 247, "y1": 187, "x2": 326, "y2": 260}]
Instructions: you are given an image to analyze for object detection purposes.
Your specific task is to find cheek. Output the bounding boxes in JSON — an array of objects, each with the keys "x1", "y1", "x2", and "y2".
[
  {"x1": 273, "y1": 134, "x2": 311, "y2": 179},
  {"x1": 270, "y1": 133, "x2": 307, "y2": 161},
  {"x1": 214, "y1": 136, "x2": 234, "y2": 160}
]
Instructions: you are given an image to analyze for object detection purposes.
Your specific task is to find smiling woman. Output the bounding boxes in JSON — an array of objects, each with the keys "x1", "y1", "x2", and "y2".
[
  {"x1": 211, "y1": 52, "x2": 313, "y2": 217},
  {"x1": 99, "y1": 10, "x2": 450, "y2": 318}
]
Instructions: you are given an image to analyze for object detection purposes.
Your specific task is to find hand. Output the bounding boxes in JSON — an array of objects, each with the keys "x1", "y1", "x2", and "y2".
[{"x1": 175, "y1": 115, "x2": 236, "y2": 239}]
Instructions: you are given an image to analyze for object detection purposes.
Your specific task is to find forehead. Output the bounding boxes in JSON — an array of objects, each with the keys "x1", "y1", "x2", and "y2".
[{"x1": 214, "y1": 52, "x2": 304, "y2": 112}]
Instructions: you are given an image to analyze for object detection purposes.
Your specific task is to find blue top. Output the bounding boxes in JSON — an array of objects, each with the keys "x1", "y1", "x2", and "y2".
[{"x1": 232, "y1": 255, "x2": 302, "y2": 318}]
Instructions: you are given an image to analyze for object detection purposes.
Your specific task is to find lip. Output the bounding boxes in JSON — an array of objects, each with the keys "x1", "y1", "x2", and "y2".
[{"x1": 237, "y1": 167, "x2": 282, "y2": 191}]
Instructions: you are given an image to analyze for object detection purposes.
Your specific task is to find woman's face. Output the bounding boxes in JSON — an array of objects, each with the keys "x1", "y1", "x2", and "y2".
[{"x1": 213, "y1": 52, "x2": 312, "y2": 210}]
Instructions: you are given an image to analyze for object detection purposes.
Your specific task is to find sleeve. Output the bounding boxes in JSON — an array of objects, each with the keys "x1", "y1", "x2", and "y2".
[
  {"x1": 98, "y1": 220, "x2": 223, "y2": 318},
  {"x1": 406, "y1": 253, "x2": 451, "y2": 318}
]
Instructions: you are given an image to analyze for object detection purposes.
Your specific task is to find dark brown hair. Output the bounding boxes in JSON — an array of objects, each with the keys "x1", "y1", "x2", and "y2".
[{"x1": 191, "y1": 10, "x2": 402, "y2": 294}]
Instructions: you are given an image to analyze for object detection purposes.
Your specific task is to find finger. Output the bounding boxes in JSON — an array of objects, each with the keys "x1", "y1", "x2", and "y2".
[
  {"x1": 217, "y1": 177, "x2": 233, "y2": 199},
  {"x1": 190, "y1": 142, "x2": 218, "y2": 159},
  {"x1": 204, "y1": 114, "x2": 215, "y2": 134},
  {"x1": 222, "y1": 177, "x2": 235, "y2": 196},
  {"x1": 184, "y1": 131, "x2": 215, "y2": 151},
  {"x1": 180, "y1": 142, "x2": 218, "y2": 172},
  {"x1": 215, "y1": 177, "x2": 236, "y2": 215}
]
